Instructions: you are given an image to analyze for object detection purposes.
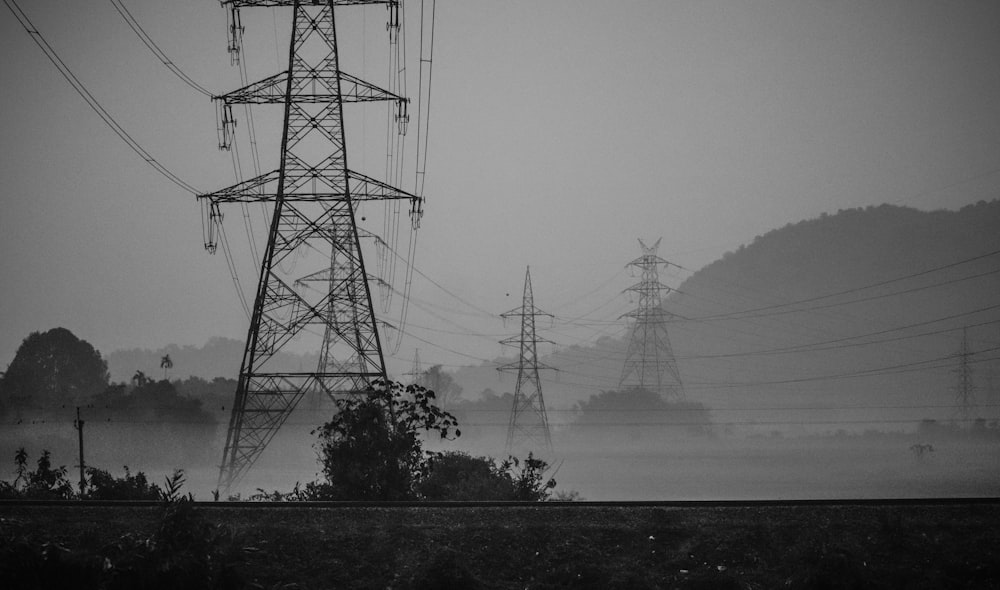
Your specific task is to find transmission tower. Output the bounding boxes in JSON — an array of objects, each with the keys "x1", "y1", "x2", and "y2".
[
  {"x1": 202, "y1": 0, "x2": 422, "y2": 491},
  {"x1": 953, "y1": 327, "x2": 976, "y2": 424},
  {"x1": 499, "y1": 267, "x2": 554, "y2": 454},
  {"x1": 404, "y1": 348, "x2": 424, "y2": 386},
  {"x1": 618, "y1": 238, "x2": 684, "y2": 400}
]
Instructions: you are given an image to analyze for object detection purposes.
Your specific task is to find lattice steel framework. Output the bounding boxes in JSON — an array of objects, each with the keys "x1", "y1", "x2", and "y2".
[
  {"x1": 499, "y1": 268, "x2": 554, "y2": 454},
  {"x1": 203, "y1": 0, "x2": 420, "y2": 491},
  {"x1": 404, "y1": 348, "x2": 423, "y2": 385},
  {"x1": 953, "y1": 327, "x2": 977, "y2": 423},
  {"x1": 618, "y1": 238, "x2": 684, "y2": 399}
]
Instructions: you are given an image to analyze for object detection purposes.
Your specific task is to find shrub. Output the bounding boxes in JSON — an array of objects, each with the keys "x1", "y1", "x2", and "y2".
[
  {"x1": 313, "y1": 380, "x2": 459, "y2": 500},
  {"x1": 418, "y1": 451, "x2": 556, "y2": 501},
  {"x1": 0, "y1": 448, "x2": 75, "y2": 500},
  {"x1": 85, "y1": 466, "x2": 162, "y2": 501}
]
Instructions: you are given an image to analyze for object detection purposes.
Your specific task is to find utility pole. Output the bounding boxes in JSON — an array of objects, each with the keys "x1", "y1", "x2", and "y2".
[
  {"x1": 499, "y1": 267, "x2": 554, "y2": 455},
  {"x1": 74, "y1": 406, "x2": 85, "y2": 496},
  {"x1": 204, "y1": 0, "x2": 423, "y2": 492},
  {"x1": 618, "y1": 238, "x2": 684, "y2": 400}
]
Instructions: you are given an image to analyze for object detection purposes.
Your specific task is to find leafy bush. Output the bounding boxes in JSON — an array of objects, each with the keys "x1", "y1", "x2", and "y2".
[
  {"x1": 0, "y1": 448, "x2": 191, "y2": 502},
  {"x1": 503, "y1": 453, "x2": 557, "y2": 501},
  {"x1": 246, "y1": 480, "x2": 333, "y2": 502},
  {"x1": 85, "y1": 466, "x2": 162, "y2": 501},
  {"x1": 417, "y1": 452, "x2": 510, "y2": 500},
  {"x1": 417, "y1": 451, "x2": 556, "y2": 501},
  {"x1": 0, "y1": 448, "x2": 75, "y2": 499},
  {"x1": 312, "y1": 380, "x2": 459, "y2": 500}
]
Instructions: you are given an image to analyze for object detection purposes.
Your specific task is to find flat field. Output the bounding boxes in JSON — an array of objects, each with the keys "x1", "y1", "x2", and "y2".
[{"x1": 2, "y1": 501, "x2": 999, "y2": 589}]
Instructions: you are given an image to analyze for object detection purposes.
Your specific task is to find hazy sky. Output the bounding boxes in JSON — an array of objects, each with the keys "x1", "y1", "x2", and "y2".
[{"x1": 2, "y1": 0, "x2": 1000, "y2": 375}]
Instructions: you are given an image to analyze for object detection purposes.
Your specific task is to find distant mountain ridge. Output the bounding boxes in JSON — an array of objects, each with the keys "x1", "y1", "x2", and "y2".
[{"x1": 449, "y1": 200, "x2": 1000, "y2": 433}]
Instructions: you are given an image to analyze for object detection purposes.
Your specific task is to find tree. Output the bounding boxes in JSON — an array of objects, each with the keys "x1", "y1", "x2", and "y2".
[
  {"x1": 313, "y1": 380, "x2": 459, "y2": 500},
  {"x1": 572, "y1": 387, "x2": 713, "y2": 438},
  {"x1": 0, "y1": 328, "x2": 109, "y2": 415},
  {"x1": 421, "y1": 365, "x2": 463, "y2": 410},
  {"x1": 132, "y1": 370, "x2": 149, "y2": 388},
  {"x1": 160, "y1": 354, "x2": 174, "y2": 380},
  {"x1": 448, "y1": 388, "x2": 515, "y2": 442}
]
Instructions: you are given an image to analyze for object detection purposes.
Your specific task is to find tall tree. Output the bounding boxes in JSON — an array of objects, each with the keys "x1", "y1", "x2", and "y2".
[
  {"x1": 422, "y1": 365, "x2": 463, "y2": 410},
  {"x1": 160, "y1": 354, "x2": 174, "y2": 380},
  {"x1": 0, "y1": 328, "x2": 108, "y2": 414}
]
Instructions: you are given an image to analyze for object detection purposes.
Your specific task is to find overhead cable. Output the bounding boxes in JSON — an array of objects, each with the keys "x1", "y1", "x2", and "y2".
[
  {"x1": 685, "y1": 249, "x2": 1000, "y2": 322},
  {"x1": 3, "y1": 0, "x2": 201, "y2": 195},
  {"x1": 108, "y1": 0, "x2": 213, "y2": 96}
]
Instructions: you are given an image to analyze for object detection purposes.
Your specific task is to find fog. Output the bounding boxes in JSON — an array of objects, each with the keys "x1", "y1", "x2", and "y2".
[{"x1": 3, "y1": 1, "x2": 1000, "y2": 501}]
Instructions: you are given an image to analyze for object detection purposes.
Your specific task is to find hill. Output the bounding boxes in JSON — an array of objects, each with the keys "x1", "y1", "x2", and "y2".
[{"x1": 449, "y1": 201, "x2": 1000, "y2": 436}]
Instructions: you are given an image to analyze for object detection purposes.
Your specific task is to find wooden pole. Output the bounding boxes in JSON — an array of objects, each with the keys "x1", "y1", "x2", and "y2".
[{"x1": 75, "y1": 406, "x2": 85, "y2": 496}]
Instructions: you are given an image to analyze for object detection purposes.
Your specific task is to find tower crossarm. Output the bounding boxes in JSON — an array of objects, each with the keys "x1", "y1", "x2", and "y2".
[
  {"x1": 223, "y1": 1, "x2": 395, "y2": 7},
  {"x1": 623, "y1": 281, "x2": 671, "y2": 295},
  {"x1": 197, "y1": 168, "x2": 419, "y2": 204},
  {"x1": 497, "y1": 359, "x2": 555, "y2": 374},
  {"x1": 625, "y1": 253, "x2": 669, "y2": 268},
  {"x1": 500, "y1": 307, "x2": 553, "y2": 320},
  {"x1": 214, "y1": 70, "x2": 405, "y2": 105},
  {"x1": 499, "y1": 334, "x2": 554, "y2": 348}
]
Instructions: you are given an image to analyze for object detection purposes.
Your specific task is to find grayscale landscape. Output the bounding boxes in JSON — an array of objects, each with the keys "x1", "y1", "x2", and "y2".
[{"x1": 1, "y1": 1, "x2": 999, "y2": 587}]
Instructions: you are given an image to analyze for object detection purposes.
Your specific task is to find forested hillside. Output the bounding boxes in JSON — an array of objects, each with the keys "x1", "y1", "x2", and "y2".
[{"x1": 451, "y1": 201, "x2": 1000, "y2": 436}]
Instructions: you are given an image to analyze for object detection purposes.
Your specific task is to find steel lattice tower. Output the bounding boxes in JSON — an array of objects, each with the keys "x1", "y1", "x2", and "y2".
[
  {"x1": 618, "y1": 238, "x2": 684, "y2": 400},
  {"x1": 202, "y1": 0, "x2": 421, "y2": 491},
  {"x1": 404, "y1": 348, "x2": 423, "y2": 386},
  {"x1": 499, "y1": 267, "x2": 554, "y2": 454},
  {"x1": 953, "y1": 327, "x2": 976, "y2": 423}
]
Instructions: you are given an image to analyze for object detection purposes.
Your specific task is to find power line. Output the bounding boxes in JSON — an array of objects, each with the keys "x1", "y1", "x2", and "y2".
[
  {"x1": 683, "y1": 249, "x2": 1000, "y2": 322},
  {"x1": 108, "y1": 0, "x2": 213, "y2": 96},
  {"x1": 695, "y1": 267, "x2": 999, "y2": 323},
  {"x1": 683, "y1": 348, "x2": 1000, "y2": 390},
  {"x1": 3, "y1": 0, "x2": 201, "y2": 195},
  {"x1": 673, "y1": 314, "x2": 1000, "y2": 362}
]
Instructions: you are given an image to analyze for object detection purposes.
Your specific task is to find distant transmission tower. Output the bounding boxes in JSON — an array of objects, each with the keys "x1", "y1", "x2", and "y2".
[
  {"x1": 953, "y1": 327, "x2": 976, "y2": 424},
  {"x1": 404, "y1": 348, "x2": 424, "y2": 386},
  {"x1": 499, "y1": 267, "x2": 554, "y2": 454},
  {"x1": 618, "y1": 238, "x2": 684, "y2": 399},
  {"x1": 203, "y1": 0, "x2": 424, "y2": 491}
]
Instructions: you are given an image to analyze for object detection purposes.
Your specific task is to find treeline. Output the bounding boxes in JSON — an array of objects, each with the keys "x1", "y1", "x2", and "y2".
[
  {"x1": 0, "y1": 328, "x2": 236, "y2": 468},
  {"x1": 447, "y1": 386, "x2": 714, "y2": 450},
  {"x1": 0, "y1": 328, "x2": 235, "y2": 422}
]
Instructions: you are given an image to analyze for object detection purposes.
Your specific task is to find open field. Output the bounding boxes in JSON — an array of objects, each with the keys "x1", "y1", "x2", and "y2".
[{"x1": 2, "y1": 501, "x2": 999, "y2": 589}]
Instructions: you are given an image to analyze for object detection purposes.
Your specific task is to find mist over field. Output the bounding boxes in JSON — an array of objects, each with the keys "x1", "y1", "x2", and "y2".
[
  {"x1": 4, "y1": 203, "x2": 998, "y2": 501},
  {"x1": 2, "y1": 0, "x2": 1000, "y2": 504}
]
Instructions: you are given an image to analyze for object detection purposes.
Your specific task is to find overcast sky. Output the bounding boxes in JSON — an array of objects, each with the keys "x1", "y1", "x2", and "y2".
[{"x1": 2, "y1": 0, "x2": 1000, "y2": 376}]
